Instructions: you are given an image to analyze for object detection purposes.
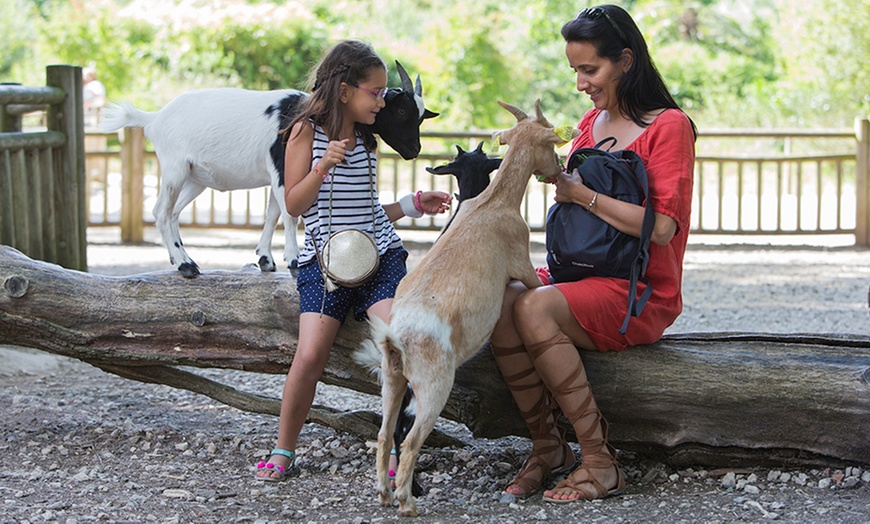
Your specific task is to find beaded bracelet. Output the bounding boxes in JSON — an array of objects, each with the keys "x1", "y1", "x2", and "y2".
[{"x1": 313, "y1": 162, "x2": 327, "y2": 179}]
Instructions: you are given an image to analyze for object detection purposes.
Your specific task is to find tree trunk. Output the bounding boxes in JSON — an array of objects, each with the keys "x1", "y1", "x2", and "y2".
[{"x1": 2, "y1": 245, "x2": 868, "y2": 467}]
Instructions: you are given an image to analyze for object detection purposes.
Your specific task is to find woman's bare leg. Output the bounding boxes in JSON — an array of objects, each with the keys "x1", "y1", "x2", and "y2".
[
  {"x1": 512, "y1": 287, "x2": 622, "y2": 501},
  {"x1": 491, "y1": 282, "x2": 575, "y2": 497}
]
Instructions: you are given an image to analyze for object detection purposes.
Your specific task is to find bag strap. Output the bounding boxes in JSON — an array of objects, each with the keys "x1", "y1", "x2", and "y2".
[
  {"x1": 619, "y1": 153, "x2": 654, "y2": 335},
  {"x1": 593, "y1": 136, "x2": 618, "y2": 151},
  {"x1": 316, "y1": 146, "x2": 377, "y2": 300},
  {"x1": 324, "y1": 149, "x2": 376, "y2": 242}
]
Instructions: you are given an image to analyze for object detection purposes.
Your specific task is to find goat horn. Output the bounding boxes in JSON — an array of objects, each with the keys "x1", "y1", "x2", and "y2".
[
  {"x1": 498, "y1": 100, "x2": 528, "y2": 122},
  {"x1": 415, "y1": 74, "x2": 422, "y2": 96},
  {"x1": 534, "y1": 99, "x2": 554, "y2": 127},
  {"x1": 475, "y1": 141, "x2": 484, "y2": 153},
  {"x1": 396, "y1": 61, "x2": 414, "y2": 93}
]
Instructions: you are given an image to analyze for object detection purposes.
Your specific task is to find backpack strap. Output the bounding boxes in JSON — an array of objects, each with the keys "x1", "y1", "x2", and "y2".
[
  {"x1": 594, "y1": 136, "x2": 618, "y2": 151},
  {"x1": 619, "y1": 153, "x2": 655, "y2": 335}
]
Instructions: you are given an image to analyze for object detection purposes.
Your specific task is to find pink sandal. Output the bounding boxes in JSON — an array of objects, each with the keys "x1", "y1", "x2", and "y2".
[{"x1": 255, "y1": 448, "x2": 296, "y2": 482}]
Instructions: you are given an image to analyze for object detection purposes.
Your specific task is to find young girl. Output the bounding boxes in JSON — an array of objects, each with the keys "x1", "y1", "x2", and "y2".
[{"x1": 255, "y1": 40, "x2": 451, "y2": 481}]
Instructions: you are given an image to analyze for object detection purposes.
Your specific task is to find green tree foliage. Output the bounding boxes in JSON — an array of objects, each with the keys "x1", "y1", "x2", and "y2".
[
  {"x1": 634, "y1": 0, "x2": 780, "y2": 124},
  {"x1": 422, "y1": 7, "x2": 519, "y2": 129},
  {"x1": 177, "y1": 20, "x2": 328, "y2": 91},
  {"x1": 3, "y1": 0, "x2": 867, "y2": 128},
  {"x1": 773, "y1": 0, "x2": 870, "y2": 125},
  {"x1": 0, "y1": 0, "x2": 39, "y2": 79},
  {"x1": 38, "y1": 3, "x2": 161, "y2": 105}
]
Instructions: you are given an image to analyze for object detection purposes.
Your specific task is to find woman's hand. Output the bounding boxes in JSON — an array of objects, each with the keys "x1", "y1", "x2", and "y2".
[
  {"x1": 418, "y1": 191, "x2": 452, "y2": 215},
  {"x1": 552, "y1": 168, "x2": 589, "y2": 205}
]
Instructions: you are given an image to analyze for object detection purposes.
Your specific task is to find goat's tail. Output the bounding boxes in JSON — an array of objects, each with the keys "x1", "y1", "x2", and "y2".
[
  {"x1": 353, "y1": 316, "x2": 398, "y2": 382},
  {"x1": 99, "y1": 101, "x2": 156, "y2": 133},
  {"x1": 354, "y1": 338, "x2": 384, "y2": 380}
]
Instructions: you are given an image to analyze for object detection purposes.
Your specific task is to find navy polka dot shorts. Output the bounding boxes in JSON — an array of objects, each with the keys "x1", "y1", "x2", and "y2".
[{"x1": 297, "y1": 247, "x2": 409, "y2": 322}]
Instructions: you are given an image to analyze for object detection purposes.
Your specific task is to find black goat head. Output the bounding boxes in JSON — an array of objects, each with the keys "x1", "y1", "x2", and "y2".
[
  {"x1": 369, "y1": 61, "x2": 439, "y2": 161},
  {"x1": 426, "y1": 141, "x2": 500, "y2": 204}
]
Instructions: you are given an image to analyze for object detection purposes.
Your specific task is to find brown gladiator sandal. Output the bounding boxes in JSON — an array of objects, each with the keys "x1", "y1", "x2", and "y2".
[
  {"x1": 525, "y1": 334, "x2": 626, "y2": 503},
  {"x1": 492, "y1": 343, "x2": 576, "y2": 499}
]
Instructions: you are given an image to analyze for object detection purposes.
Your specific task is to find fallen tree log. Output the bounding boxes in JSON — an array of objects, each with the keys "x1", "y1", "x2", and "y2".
[{"x1": 2, "y1": 245, "x2": 868, "y2": 467}]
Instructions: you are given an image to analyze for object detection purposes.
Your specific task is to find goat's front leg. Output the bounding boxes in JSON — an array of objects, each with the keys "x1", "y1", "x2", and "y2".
[
  {"x1": 255, "y1": 189, "x2": 280, "y2": 272},
  {"x1": 511, "y1": 256, "x2": 543, "y2": 290},
  {"x1": 283, "y1": 215, "x2": 300, "y2": 274}
]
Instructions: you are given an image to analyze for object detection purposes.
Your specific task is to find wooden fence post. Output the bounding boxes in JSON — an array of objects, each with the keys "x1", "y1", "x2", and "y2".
[
  {"x1": 0, "y1": 83, "x2": 23, "y2": 133},
  {"x1": 855, "y1": 117, "x2": 870, "y2": 247},
  {"x1": 45, "y1": 65, "x2": 87, "y2": 271},
  {"x1": 120, "y1": 127, "x2": 145, "y2": 243}
]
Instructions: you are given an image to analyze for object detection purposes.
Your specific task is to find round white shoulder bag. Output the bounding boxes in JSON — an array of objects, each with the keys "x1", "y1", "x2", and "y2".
[
  {"x1": 320, "y1": 229, "x2": 380, "y2": 291},
  {"x1": 316, "y1": 150, "x2": 381, "y2": 293}
]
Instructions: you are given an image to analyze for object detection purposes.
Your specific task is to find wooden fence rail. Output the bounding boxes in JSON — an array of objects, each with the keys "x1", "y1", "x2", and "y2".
[
  {"x1": 85, "y1": 119, "x2": 870, "y2": 246},
  {"x1": 0, "y1": 65, "x2": 87, "y2": 271}
]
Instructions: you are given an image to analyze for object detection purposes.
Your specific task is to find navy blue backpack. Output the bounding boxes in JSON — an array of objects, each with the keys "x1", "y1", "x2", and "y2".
[{"x1": 545, "y1": 137, "x2": 654, "y2": 334}]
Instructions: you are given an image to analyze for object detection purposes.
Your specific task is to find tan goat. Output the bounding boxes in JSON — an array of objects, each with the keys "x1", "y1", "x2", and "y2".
[{"x1": 361, "y1": 100, "x2": 579, "y2": 517}]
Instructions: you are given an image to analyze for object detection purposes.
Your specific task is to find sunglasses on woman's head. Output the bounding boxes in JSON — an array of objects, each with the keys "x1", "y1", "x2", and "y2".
[{"x1": 576, "y1": 7, "x2": 628, "y2": 42}]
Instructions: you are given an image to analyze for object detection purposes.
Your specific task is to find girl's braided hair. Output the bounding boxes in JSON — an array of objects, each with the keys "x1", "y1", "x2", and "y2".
[{"x1": 285, "y1": 40, "x2": 385, "y2": 151}]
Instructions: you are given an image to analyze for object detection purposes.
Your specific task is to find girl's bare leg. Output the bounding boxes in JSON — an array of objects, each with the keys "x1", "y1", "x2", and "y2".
[{"x1": 255, "y1": 312, "x2": 341, "y2": 479}]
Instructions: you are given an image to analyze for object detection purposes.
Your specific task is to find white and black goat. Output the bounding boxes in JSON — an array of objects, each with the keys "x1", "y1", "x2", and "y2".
[
  {"x1": 357, "y1": 101, "x2": 578, "y2": 517},
  {"x1": 101, "y1": 62, "x2": 437, "y2": 278}
]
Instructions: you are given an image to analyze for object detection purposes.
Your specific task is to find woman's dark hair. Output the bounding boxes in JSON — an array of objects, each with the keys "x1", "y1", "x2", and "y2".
[
  {"x1": 284, "y1": 40, "x2": 385, "y2": 151},
  {"x1": 561, "y1": 5, "x2": 696, "y2": 135}
]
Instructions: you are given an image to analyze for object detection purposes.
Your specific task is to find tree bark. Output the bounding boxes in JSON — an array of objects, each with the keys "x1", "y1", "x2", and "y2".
[{"x1": 2, "y1": 245, "x2": 868, "y2": 467}]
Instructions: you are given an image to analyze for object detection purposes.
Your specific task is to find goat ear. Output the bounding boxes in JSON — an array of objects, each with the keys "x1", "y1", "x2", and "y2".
[
  {"x1": 423, "y1": 108, "x2": 439, "y2": 120},
  {"x1": 498, "y1": 100, "x2": 528, "y2": 122}
]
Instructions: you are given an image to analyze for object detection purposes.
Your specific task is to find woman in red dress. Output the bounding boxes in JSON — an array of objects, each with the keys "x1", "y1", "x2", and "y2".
[{"x1": 491, "y1": 4, "x2": 697, "y2": 503}]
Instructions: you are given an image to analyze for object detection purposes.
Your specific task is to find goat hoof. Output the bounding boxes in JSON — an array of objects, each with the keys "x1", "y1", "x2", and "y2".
[
  {"x1": 398, "y1": 503, "x2": 418, "y2": 518},
  {"x1": 258, "y1": 255, "x2": 276, "y2": 272},
  {"x1": 178, "y1": 262, "x2": 200, "y2": 278},
  {"x1": 288, "y1": 259, "x2": 299, "y2": 277}
]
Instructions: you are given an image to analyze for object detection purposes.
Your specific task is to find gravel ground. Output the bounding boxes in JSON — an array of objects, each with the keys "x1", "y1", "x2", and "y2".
[{"x1": 2, "y1": 229, "x2": 869, "y2": 523}]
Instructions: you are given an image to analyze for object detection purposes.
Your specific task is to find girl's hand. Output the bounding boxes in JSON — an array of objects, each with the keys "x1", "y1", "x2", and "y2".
[
  {"x1": 319, "y1": 139, "x2": 350, "y2": 174},
  {"x1": 419, "y1": 191, "x2": 452, "y2": 215},
  {"x1": 553, "y1": 168, "x2": 586, "y2": 204}
]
